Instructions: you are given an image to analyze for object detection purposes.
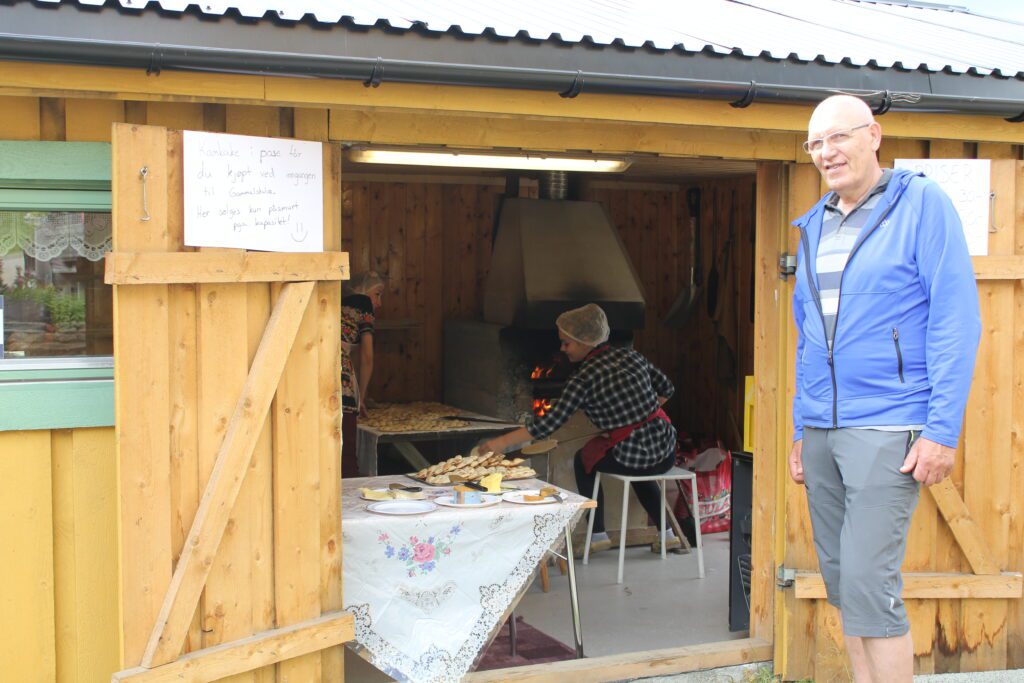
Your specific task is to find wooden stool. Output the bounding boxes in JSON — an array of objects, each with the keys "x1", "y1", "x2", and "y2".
[
  {"x1": 538, "y1": 556, "x2": 569, "y2": 592},
  {"x1": 583, "y1": 466, "x2": 705, "y2": 584}
]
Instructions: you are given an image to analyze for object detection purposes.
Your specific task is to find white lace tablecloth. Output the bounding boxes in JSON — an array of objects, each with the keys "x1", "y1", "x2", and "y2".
[{"x1": 342, "y1": 475, "x2": 589, "y2": 683}]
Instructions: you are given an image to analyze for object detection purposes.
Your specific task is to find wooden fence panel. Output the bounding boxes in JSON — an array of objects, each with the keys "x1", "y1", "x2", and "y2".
[
  {"x1": 960, "y1": 159, "x2": 1016, "y2": 672},
  {"x1": 318, "y1": 143, "x2": 344, "y2": 680},
  {"x1": 780, "y1": 156, "x2": 1024, "y2": 681},
  {"x1": 113, "y1": 122, "x2": 347, "y2": 682},
  {"x1": 778, "y1": 164, "x2": 821, "y2": 681},
  {"x1": 1010, "y1": 163, "x2": 1024, "y2": 671},
  {"x1": 750, "y1": 162, "x2": 786, "y2": 646}
]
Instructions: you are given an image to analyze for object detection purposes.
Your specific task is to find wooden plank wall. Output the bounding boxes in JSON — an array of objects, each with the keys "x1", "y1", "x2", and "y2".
[
  {"x1": 784, "y1": 144, "x2": 1024, "y2": 680},
  {"x1": 343, "y1": 176, "x2": 757, "y2": 451},
  {"x1": 0, "y1": 427, "x2": 119, "y2": 683}
]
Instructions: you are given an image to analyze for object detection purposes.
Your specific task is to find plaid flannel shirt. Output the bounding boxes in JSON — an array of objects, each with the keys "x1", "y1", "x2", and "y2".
[{"x1": 526, "y1": 345, "x2": 677, "y2": 468}]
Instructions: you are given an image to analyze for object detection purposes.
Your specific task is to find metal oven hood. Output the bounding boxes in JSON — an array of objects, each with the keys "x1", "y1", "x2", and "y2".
[{"x1": 483, "y1": 197, "x2": 646, "y2": 330}]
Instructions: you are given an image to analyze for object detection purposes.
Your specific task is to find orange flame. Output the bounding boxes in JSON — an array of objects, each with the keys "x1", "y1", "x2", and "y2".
[
  {"x1": 533, "y1": 398, "x2": 554, "y2": 417},
  {"x1": 531, "y1": 364, "x2": 557, "y2": 380}
]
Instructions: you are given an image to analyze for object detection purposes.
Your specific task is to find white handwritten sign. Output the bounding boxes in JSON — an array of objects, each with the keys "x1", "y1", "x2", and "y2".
[
  {"x1": 183, "y1": 131, "x2": 323, "y2": 252},
  {"x1": 894, "y1": 158, "x2": 990, "y2": 256}
]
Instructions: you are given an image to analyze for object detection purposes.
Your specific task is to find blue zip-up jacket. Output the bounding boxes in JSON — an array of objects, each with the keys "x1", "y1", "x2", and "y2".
[{"x1": 792, "y1": 168, "x2": 980, "y2": 449}]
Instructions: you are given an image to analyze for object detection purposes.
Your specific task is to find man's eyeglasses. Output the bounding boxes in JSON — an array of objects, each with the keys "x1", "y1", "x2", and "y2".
[{"x1": 803, "y1": 123, "x2": 871, "y2": 154}]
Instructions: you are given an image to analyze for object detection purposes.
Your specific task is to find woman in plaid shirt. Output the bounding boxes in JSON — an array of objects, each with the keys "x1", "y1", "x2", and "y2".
[{"x1": 482, "y1": 304, "x2": 677, "y2": 545}]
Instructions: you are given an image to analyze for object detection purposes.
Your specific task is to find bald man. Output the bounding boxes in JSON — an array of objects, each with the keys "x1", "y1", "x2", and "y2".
[{"x1": 789, "y1": 95, "x2": 980, "y2": 682}]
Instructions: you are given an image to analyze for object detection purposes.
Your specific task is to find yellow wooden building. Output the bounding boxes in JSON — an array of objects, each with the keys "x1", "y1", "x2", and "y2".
[{"x1": 1, "y1": 1, "x2": 1022, "y2": 681}]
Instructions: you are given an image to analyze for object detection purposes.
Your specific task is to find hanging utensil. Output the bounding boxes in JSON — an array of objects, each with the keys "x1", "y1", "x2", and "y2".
[
  {"x1": 749, "y1": 182, "x2": 757, "y2": 324},
  {"x1": 706, "y1": 191, "x2": 722, "y2": 319},
  {"x1": 714, "y1": 190, "x2": 739, "y2": 387},
  {"x1": 663, "y1": 187, "x2": 703, "y2": 327}
]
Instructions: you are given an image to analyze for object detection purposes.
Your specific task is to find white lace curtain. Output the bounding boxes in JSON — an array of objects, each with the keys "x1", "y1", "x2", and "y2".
[{"x1": 0, "y1": 211, "x2": 112, "y2": 262}]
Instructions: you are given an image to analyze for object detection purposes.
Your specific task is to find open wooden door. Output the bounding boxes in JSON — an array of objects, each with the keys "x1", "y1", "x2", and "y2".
[
  {"x1": 770, "y1": 160, "x2": 1024, "y2": 681},
  {"x1": 109, "y1": 123, "x2": 353, "y2": 682}
]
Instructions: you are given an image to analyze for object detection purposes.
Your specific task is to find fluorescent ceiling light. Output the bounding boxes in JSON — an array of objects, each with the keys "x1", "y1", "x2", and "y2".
[{"x1": 348, "y1": 148, "x2": 630, "y2": 173}]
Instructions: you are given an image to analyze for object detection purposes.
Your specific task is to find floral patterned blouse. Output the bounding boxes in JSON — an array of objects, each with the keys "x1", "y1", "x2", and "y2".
[{"x1": 341, "y1": 293, "x2": 375, "y2": 414}]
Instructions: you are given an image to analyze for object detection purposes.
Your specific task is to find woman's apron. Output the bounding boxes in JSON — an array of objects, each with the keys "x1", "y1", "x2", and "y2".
[{"x1": 579, "y1": 406, "x2": 672, "y2": 474}]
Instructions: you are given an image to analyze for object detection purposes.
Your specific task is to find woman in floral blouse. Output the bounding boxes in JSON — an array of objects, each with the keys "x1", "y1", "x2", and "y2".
[{"x1": 342, "y1": 271, "x2": 384, "y2": 478}]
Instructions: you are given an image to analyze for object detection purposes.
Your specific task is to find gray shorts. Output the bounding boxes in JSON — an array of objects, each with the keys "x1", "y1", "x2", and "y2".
[{"x1": 802, "y1": 427, "x2": 921, "y2": 638}]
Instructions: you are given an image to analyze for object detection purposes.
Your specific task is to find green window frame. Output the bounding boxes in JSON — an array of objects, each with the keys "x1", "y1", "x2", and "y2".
[{"x1": 0, "y1": 141, "x2": 114, "y2": 430}]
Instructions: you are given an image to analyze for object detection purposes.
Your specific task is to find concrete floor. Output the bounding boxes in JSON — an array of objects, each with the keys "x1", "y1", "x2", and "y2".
[
  {"x1": 345, "y1": 530, "x2": 743, "y2": 681},
  {"x1": 516, "y1": 531, "x2": 743, "y2": 655}
]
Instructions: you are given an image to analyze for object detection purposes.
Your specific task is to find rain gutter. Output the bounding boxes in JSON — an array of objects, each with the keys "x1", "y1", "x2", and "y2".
[{"x1": 1, "y1": 33, "x2": 1023, "y2": 121}]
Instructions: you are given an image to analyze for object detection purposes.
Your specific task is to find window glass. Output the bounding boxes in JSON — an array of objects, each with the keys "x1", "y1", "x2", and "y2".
[{"x1": 0, "y1": 210, "x2": 112, "y2": 358}]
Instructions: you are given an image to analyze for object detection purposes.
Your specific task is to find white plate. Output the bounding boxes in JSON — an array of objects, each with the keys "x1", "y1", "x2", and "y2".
[
  {"x1": 365, "y1": 500, "x2": 438, "y2": 516},
  {"x1": 434, "y1": 494, "x2": 502, "y2": 509},
  {"x1": 502, "y1": 489, "x2": 562, "y2": 505},
  {"x1": 359, "y1": 488, "x2": 425, "y2": 501}
]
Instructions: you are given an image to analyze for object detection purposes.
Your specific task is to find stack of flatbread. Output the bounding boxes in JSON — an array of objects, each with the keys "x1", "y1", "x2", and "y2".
[
  {"x1": 414, "y1": 452, "x2": 535, "y2": 485},
  {"x1": 362, "y1": 402, "x2": 470, "y2": 433}
]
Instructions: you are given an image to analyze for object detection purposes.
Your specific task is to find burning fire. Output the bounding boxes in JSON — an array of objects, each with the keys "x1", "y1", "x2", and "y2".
[
  {"x1": 531, "y1": 364, "x2": 557, "y2": 380},
  {"x1": 533, "y1": 398, "x2": 554, "y2": 417}
]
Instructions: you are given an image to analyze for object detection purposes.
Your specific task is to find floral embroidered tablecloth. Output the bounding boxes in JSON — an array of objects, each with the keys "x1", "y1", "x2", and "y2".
[{"x1": 343, "y1": 475, "x2": 588, "y2": 683}]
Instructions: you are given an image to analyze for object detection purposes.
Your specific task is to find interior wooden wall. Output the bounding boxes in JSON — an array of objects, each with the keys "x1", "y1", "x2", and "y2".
[{"x1": 342, "y1": 175, "x2": 757, "y2": 451}]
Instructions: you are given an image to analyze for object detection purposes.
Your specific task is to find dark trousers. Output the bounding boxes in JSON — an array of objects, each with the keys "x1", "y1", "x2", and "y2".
[
  {"x1": 342, "y1": 411, "x2": 362, "y2": 479},
  {"x1": 573, "y1": 451, "x2": 675, "y2": 533}
]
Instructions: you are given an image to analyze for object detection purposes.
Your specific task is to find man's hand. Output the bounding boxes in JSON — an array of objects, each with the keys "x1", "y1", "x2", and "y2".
[
  {"x1": 788, "y1": 439, "x2": 804, "y2": 484},
  {"x1": 900, "y1": 436, "x2": 955, "y2": 486}
]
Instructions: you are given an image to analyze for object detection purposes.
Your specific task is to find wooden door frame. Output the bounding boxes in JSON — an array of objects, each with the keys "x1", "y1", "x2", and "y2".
[
  {"x1": 461, "y1": 161, "x2": 789, "y2": 682},
  {"x1": 106, "y1": 122, "x2": 793, "y2": 683}
]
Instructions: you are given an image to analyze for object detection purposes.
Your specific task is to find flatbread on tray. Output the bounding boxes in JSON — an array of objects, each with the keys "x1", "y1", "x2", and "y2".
[{"x1": 410, "y1": 452, "x2": 535, "y2": 485}]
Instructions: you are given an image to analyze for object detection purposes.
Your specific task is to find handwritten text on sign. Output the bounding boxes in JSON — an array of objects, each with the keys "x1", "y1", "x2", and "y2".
[
  {"x1": 183, "y1": 131, "x2": 323, "y2": 252},
  {"x1": 894, "y1": 158, "x2": 990, "y2": 256}
]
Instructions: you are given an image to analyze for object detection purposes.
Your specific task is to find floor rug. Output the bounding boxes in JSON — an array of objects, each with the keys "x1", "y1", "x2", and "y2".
[{"x1": 475, "y1": 615, "x2": 578, "y2": 671}]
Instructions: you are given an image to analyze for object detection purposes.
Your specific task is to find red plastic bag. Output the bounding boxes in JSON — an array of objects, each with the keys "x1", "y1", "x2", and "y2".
[{"x1": 674, "y1": 446, "x2": 732, "y2": 534}]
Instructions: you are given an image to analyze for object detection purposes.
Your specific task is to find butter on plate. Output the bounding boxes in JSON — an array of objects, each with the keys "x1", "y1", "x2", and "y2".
[
  {"x1": 360, "y1": 487, "x2": 424, "y2": 501},
  {"x1": 479, "y1": 472, "x2": 504, "y2": 493}
]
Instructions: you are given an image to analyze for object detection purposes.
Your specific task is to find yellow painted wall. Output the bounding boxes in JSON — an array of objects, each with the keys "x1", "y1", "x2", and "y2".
[{"x1": 0, "y1": 427, "x2": 119, "y2": 683}]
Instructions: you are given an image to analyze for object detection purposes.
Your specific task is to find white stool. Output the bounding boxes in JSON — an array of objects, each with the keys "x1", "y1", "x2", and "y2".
[{"x1": 583, "y1": 466, "x2": 705, "y2": 584}]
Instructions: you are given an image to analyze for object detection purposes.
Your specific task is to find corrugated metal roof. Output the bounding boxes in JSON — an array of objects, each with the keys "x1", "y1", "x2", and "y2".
[{"x1": 38, "y1": 0, "x2": 1024, "y2": 78}]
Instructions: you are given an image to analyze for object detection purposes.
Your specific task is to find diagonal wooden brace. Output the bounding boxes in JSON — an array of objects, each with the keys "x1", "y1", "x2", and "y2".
[
  {"x1": 116, "y1": 611, "x2": 353, "y2": 682},
  {"x1": 928, "y1": 478, "x2": 1001, "y2": 576},
  {"x1": 141, "y1": 281, "x2": 316, "y2": 667}
]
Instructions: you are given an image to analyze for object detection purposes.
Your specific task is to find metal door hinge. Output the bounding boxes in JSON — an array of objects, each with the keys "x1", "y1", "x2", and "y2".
[
  {"x1": 776, "y1": 565, "x2": 796, "y2": 589},
  {"x1": 778, "y1": 252, "x2": 797, "y2": 280}
]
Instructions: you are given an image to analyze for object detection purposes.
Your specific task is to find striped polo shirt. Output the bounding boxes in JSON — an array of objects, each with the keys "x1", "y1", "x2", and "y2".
[{"x1": 817, "y1": 169, "x2": 892, "y2": 346}]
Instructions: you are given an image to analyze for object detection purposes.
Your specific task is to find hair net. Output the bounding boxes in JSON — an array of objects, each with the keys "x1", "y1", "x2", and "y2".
[
  {"x1": 556, "y1": 303, "x2": 610, "y2": 347},
  {"x1": 344, "y1": 270, "x2": 385, "y2": 297}
]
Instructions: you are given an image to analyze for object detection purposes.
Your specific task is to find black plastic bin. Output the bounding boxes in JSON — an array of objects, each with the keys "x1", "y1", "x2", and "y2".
[{"x1": 729, "y1": 450, "x2": 754, "y2": 632}]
